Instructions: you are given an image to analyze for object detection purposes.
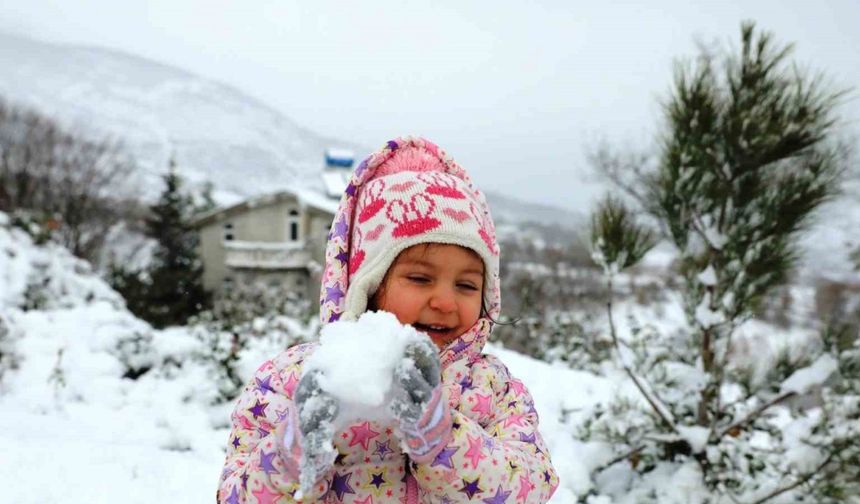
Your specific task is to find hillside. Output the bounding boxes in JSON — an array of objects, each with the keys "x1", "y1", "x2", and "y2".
[{"x1": 0, "y1": 32, "x2": 361, "y2": 205}]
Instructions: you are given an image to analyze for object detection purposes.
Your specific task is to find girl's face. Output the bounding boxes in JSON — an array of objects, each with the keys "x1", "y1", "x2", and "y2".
[{"x1": 370, "y1": 244, "x2": 484, "y2": 349}]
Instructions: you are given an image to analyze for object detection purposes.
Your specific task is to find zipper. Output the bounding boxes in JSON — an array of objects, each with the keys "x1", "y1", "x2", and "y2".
[{"x1": 405, "y1": 465, "x2": 419, "y2": 504}]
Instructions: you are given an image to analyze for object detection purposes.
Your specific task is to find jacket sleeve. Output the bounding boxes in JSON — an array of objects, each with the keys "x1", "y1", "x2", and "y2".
[
  {"x1": 411, "y1": 353, "x2": 559, "y2": 503},
  {"x1": 217, "y1": 343, "x2": 334, "y2": 503}
]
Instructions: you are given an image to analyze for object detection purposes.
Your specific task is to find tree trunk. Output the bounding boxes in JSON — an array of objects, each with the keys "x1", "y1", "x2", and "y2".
[{"x1": 698, "y1": 327, "x2": 714, "y2": 425}]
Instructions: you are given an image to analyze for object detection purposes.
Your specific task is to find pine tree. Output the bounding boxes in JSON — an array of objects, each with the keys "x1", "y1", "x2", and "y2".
[
  {"x1": 145, "y1": 159, "x2": 209, "y2": 327},
  {"x1": 585, "y1": 22, "x2": 854, "y2": 502},
  {"x1": 193, "y1": 181, "x2": 218, "y2": 216},
  {"x1": 112, "y1": 158, "x2": 209, "y2": 328}
]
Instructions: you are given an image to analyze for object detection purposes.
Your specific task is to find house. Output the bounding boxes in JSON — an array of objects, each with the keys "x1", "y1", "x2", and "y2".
[{"x1": 191, "y1": 149, "x2": 354, "y2": 302}]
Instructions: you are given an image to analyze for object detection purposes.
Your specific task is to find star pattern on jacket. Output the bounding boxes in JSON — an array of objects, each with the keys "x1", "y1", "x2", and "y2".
[
  {"x1": 431, "y1": 446, "x2": 458, "y2": 469},
  {"x1": 465, "y1": 434, "x2": 487, "y2": 469},
  {"x1": 369, "y1": 471, "x2": 386, "y2": 489},
  {"x1": 225, "y1": 485, "x2": 240, "y2": 504},
  {"x1": 482, "y1": 485, "x2": 512, "y2": 504},
  {"x1": 248, "y1": 399, "x2": 268, "y2": 419},
  {"x1": 517, "y1": 473, "x2": 534, "y2": 502},
  {"x1": 348, "y1": 421, "x2": 380, "y2": 450},
  {"x1": 259, "y1": 450, "x2": 277, "y2": 475},
  {"x1": 470, "y1": 392, "x2": 493, "y2": 418},
  {"x1": 331, "y1": 471, "x2": 356, "y2": 500},
  {"x1": 373, "y1": 439, "x2": 392, "y2": 458},
  {"x1": 254, "y1": 375, "x2": 275, "y2": 395},
  {"x1": 282, "y1": 372, "x2": 299, "y2": 399},
  {"x1": 459, "y1": 477, "x2": 483, "y2": 499},
  {"x1": 251, "y1": 484, "x2": 280, "y2": 504}
]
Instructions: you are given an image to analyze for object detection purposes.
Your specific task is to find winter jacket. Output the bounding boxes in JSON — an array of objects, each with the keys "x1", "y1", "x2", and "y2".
[
  {"x1": 217, "y1": 137, "x2": 558, "y2": 503},
  {"x1": 218, "y1": 340, "x2": 558, "y2": 503}
]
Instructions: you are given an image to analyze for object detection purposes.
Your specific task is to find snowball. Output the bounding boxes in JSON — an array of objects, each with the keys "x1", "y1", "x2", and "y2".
[
  {"x1": 302, "y1": 311, "x2": 424, "y2": 428},
  {"x1": 781, "y1": 354, "x2": 838, "y2": 395}
]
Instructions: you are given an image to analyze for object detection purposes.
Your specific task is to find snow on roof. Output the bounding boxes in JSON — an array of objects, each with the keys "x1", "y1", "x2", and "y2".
[
  {"x1": 326, "y1": 148, "x2": 354, "y2": 160},
  {"x1": 191, "y1": 185, "x2": 340, "y2": 228},
  {"x1": 321, "y1": 170, "x2": 350, "y2": 199},
  {"x1": 294, "y1": 185, "x2": 341, "y2": 214}
]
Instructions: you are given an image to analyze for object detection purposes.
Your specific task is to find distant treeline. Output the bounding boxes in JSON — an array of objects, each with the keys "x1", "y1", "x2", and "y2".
[{"x1": 0, "y1": 96, "x2": 142, "y2": 263}]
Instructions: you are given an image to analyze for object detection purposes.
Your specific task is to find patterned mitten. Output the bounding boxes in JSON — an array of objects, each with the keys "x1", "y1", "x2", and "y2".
[
  {"x1": 390, "y1": 336, "x2": 453, "y2": 462},
  {"x1": 293, "y1": 369, "x2": 340, "y2": 493}
]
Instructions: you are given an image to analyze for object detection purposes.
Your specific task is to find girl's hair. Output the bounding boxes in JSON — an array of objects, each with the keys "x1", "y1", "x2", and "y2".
[{"x1": 481, "y1": 297, "x2": 518, "y2": 327}]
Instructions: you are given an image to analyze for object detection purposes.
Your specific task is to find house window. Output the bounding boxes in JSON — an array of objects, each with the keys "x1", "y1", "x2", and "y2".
[
  {"x1": 287, "y1": 209, "x2": 300, "y2": 242},
  {"x1": 223, "y1": 222, "x2": 234, "y2": 241}
]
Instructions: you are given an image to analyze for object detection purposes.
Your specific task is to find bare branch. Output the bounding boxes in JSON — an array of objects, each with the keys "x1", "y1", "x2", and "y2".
[
  {"x1": 716, "y1": 390, "x2": 797, "y2": 440},
  {"x1": 588, "y1": 143, "x2": 655, "y2": 210},
  {"x1": 750, "y1": 451, "x2": 836, "y2": 504},
  {"x1": 0, "y1": 97, "x2": 136, "y2": 262},
  {"x1": 592, "y1": 445, "x2": 645, "y2": 475},
  {"x1": 606, "y1": 276, "x2": 678, "y2": 432}
]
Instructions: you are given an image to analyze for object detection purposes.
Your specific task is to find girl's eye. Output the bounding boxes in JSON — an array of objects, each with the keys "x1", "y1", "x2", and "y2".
[
  {"x1": 407, "y1": 275, "x2": 430, "y2": 284},
  {"x1": 457, "y1": 283, "x2": 479, "y2": 291}
]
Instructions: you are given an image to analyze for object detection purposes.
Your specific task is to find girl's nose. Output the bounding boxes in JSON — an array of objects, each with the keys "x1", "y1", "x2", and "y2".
[{"x1": 429, "y1": 288, "x2": 457, "y2": 313}]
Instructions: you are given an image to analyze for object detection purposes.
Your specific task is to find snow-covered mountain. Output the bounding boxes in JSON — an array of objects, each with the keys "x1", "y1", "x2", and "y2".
[
  {"x1": 0, "y1": 31, "x2": 590, "y2": 232},
  {"x1": 0, "y1": 31, "x2": 365, "y2": 205}
]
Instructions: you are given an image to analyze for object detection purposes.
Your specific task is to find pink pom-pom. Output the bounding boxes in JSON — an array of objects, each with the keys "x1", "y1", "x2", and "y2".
[{"x1": 375, "y1": 146, "x2": 447, "y2": 176}]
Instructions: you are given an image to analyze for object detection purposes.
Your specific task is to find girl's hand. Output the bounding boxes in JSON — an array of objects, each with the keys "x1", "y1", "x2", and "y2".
[
  {"x1": 294, "y1": 370, "x2": 339, "y2": 492},
  {"x1": 390, "y1": 337, "x2": 441, "y2": 424},
  {"x1": 389, "y1": 336, "x2": 452, "y2": 462}
]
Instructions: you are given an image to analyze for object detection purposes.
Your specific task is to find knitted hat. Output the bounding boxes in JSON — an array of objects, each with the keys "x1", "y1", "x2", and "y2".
[{"x1": 319, "y1": 136, "x2": 501, "y2": 366}]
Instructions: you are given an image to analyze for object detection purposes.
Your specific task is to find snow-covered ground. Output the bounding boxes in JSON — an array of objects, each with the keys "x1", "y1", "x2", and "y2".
[
  {"x1": 0, "y1": 217, "x2": 225, "y2": 501},
  {"x1": 1, "y1": 212, "x2": 843, "y2": 503},
  {"x1": 0, "y1": 214, "x2": 626, "y2": 502}
]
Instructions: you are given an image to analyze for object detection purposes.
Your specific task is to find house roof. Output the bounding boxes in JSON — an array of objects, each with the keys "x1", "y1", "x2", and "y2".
[
  {"x1": 190, "y1": 185, "x2": 339, "y2": 228},
  {"x1": 325, "y1": 148, "x2": 354, "y2": 168}
]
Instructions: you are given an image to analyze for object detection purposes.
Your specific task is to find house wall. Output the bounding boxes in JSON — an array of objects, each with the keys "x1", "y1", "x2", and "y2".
[
  {"x1": 232, "y1": 198, "x2": 300, "y2": 242},
  {"x1": 304, "y1": 206, "x2": 335, "y2": 302},
  {"x1": 197, "y1": 194, "x2": 335, "y2": 303},
  {"x1": 199, "y1": 223, "x2": 228, "y2": 291},
  {"x1": 227, "y1": 269, "x2": 310, "y2": 295}
]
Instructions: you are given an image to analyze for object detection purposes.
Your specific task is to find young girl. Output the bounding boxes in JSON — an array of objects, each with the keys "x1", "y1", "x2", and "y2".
[{"x1": 218, "y1": 137, "x2": 558, "y2": 503}]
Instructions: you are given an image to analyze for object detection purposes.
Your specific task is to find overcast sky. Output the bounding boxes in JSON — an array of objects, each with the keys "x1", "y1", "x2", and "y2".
[{"x1": 2, "y1": 0, "x2": 859, "y2": 212}]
